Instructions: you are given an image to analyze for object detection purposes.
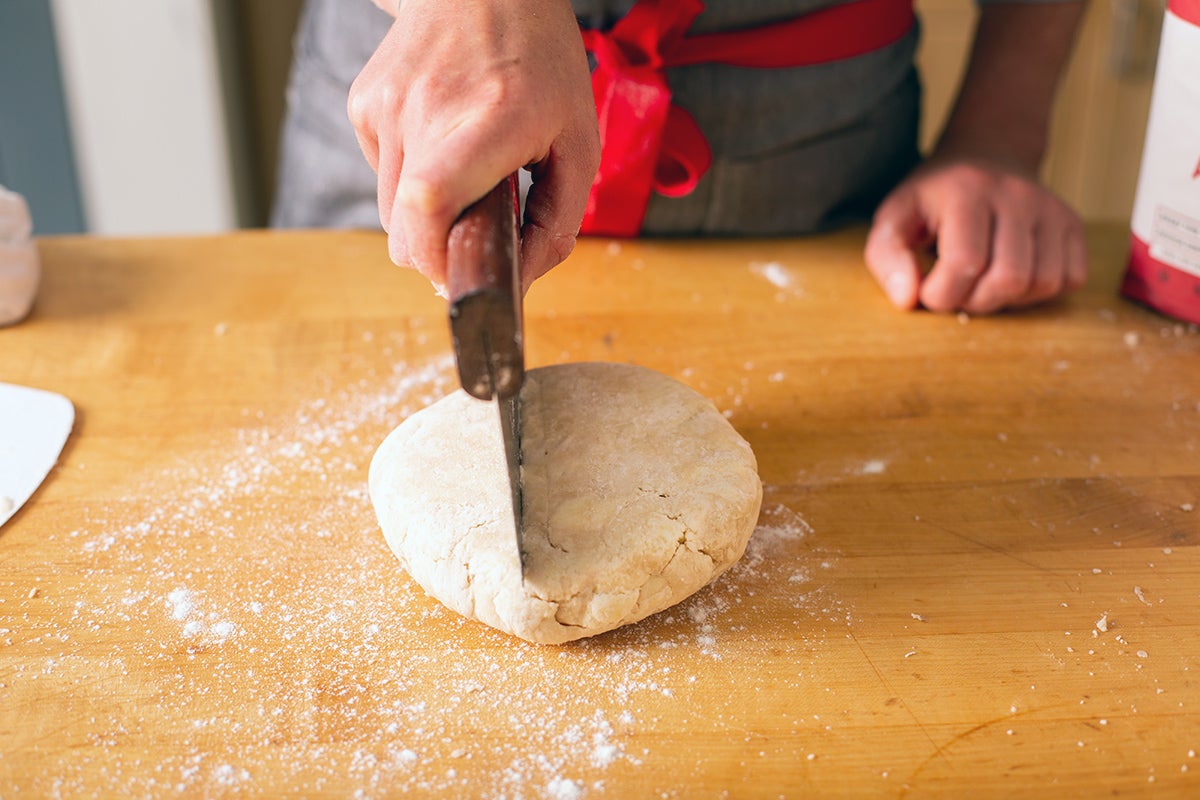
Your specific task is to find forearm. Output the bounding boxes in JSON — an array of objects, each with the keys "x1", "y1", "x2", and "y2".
[{"x1": 934, "y1": 1, "x2": 1086, "y2": 174}]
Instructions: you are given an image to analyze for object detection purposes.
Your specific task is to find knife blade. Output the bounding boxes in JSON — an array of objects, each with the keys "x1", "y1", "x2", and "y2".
[{"x1": 446, "y1": 174, "x2": 526, "y2": 578}]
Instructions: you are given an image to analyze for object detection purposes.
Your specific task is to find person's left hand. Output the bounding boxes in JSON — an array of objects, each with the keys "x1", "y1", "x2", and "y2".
[{"x1": 863, "y1": 156, "x2": 1088, "y2": 314}]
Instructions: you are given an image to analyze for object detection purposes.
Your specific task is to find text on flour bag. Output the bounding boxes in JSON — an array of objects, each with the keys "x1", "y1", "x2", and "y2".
[{"x1": 1122, "y1": 0, "x2": 1200, "y2": 324}]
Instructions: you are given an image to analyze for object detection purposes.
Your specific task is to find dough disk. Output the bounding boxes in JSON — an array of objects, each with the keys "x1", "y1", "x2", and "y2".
[{"x1": 369, "y1": 362, "x2": 763, "y2": 644}]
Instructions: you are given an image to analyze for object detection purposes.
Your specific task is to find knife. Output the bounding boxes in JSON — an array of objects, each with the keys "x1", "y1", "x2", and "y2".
[{"x1": 446, "y1": 174, "x2": 526, "y2": 578}]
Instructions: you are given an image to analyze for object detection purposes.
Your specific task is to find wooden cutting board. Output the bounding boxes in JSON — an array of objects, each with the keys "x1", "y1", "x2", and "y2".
[{"x1": 0, "y1": 226, "x2": 1197, "y2": 798}]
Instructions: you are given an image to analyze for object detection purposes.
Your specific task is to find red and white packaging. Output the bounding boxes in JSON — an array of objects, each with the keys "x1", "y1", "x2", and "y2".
[{"x1": 1122, "y1": 0, "x2": 1200, "y2": 324}]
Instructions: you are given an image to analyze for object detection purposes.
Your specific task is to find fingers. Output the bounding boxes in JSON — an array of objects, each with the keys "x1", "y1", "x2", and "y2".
[
  {"x1": 394, "y1": 103, "x2": 545, "y2": 287},
  {"x1": 347, "y1": 89, "x2": 381, "y2": 173},
  {"x1": 347, "y1": 30, "x2": 398, "y2": 174},
  {"x1": 1064, "y1": 219, "x2": 1089, "y2": 292},
  {"x1": 864, "y1": 188, "x2": 927, "y2": 310},
  {"x1": 348, "y1": 29, "x2": 407, "y2": 263},
  {"x1": 392, "y1": 76, "x2": 598, "y2": 289},
  {"x1": 959, "y1": 206, "x2": 1033, "y2": 315},
  {"x1": 375, "y1": 125, "x2": 402, "y2": 234},
  {"x1": 353, "y1": 68, "x2": 547, "y2": 284},
  {"x1": 1024, "y1": 215, "x2": 1068, "y2": 306},
  {"x1": 887, "y1": 159, "x2": 1087, "y2": 315},
  {"x1": 345, "y1": 0, "x2": 597, "y2": 292},
  {"x1": 962, "y1": 193, "x2": 1085, "y2": 313},
  {"x1": 519, "y1": 130, "x2": 601, "y2": 286},
  {"x1": 919, "y1": 195, "x2": 992, "y2": 312}
]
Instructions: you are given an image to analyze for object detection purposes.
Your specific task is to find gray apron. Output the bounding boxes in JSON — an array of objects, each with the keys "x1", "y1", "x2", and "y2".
[{"x1": 271, "y1": 0, "x2": 920, "y2": 236}]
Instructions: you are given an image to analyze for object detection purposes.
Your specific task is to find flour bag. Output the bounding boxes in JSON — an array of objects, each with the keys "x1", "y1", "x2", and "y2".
[{"x1": 1122, "y1": 0, "x2": 1200, "y2": 324}]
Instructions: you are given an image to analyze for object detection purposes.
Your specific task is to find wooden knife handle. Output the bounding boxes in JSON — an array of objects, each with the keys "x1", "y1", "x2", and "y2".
[
  {"x1": 446, "y1": 174, "x2": 524, "y2": 401},
  {"x1": 446, "y1": 174, "x2": 520, "y2": 305}
]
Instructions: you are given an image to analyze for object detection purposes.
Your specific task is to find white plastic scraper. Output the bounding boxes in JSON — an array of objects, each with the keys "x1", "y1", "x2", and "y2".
[{"x1": 0, "y1": 383, "x2": 74, "y2": 529}]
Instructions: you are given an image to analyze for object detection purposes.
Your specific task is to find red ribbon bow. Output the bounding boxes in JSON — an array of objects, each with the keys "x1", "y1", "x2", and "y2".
[{"x1": 579, "y1": 0, "x2": 916, "y2": 236}]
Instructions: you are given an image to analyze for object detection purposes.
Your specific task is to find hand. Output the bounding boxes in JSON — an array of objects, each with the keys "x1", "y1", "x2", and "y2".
[
  {"x1": 865, "y1": 0, "x2": 1088, "y2": 315},
  {"x1": 864, "y1": 157, "x2": 1088, "y2": 314},
  {"x1": 348, "y1": 0, "x2": 600, "y2": 291}
]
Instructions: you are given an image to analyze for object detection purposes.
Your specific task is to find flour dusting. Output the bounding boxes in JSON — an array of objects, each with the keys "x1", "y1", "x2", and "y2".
[
  {"x1": 856, "y1": 459, "x2": 887, "y2": 476},
  {"x1": 4, "y1": 352, "x2": 845, "y2": 798},
  {"x1": 750, "y1": 261, "x2": 804, "y2": 299}
]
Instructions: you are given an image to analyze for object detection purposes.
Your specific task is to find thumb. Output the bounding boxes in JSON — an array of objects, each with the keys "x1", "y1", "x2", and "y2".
[{"x1": 864, "y1": 190, "x2": 926, "y2": 310}]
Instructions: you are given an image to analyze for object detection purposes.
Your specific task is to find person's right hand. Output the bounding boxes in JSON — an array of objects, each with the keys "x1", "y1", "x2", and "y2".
[{"x1": 348, "y1": 0, "x2": 600, "y2": 292}]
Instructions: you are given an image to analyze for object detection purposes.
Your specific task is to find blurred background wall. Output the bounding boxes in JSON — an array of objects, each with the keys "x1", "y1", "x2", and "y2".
[
  {"x1": 0, "y1": 0, "x2": 1167, "y2": 236},
  {"x1": 0, "y1": 0, "x2": 302, "y2": 235}
]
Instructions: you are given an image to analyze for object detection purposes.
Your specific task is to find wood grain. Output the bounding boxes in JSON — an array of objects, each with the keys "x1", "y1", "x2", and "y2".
[{"x1": 1, "y1": 226, "x2": 1197, "y2": 798}]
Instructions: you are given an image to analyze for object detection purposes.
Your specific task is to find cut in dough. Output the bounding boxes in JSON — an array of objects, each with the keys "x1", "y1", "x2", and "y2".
[{"x1": 369, "y1": 362, "x2": 763, "y2": 644}]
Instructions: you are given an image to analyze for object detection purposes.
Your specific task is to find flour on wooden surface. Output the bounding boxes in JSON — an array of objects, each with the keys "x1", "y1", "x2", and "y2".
[
  {"x1": 749, "y1": 261, "x2": 805, "y2": 300},
  {"x1": 5, "y1": 351, "x2": 845, "y2": 798},
  {"x1": 856, "y1": 459, "x2": 887, "y2": 476}
]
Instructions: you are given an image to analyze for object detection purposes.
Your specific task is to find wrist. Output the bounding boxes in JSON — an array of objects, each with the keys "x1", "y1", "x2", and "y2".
[
  {"x1": 933, "y1": 1, "x2": 1085, "y2": 177},
  {"x1": 929, "y1": 132, "x2": 1045, "y2": 178}
]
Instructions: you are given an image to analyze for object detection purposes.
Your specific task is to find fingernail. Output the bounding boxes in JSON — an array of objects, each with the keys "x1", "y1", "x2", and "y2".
[{"x1": 886, "y1": 272, "x2": 911, "y2": 305}]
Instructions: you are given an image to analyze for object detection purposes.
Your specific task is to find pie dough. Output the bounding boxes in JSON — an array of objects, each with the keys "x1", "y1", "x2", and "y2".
[
  {"x1": 0, "y1": 186, "x2": 38, "y2": 327},
  {"x1": 369, "y1": 362, "x2": 763, "y2": 644}
]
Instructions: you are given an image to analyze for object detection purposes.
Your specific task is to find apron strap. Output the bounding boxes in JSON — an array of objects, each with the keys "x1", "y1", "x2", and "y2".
[{"x1": 580, "y1": 0, "x2": 916, "y2": 236}]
